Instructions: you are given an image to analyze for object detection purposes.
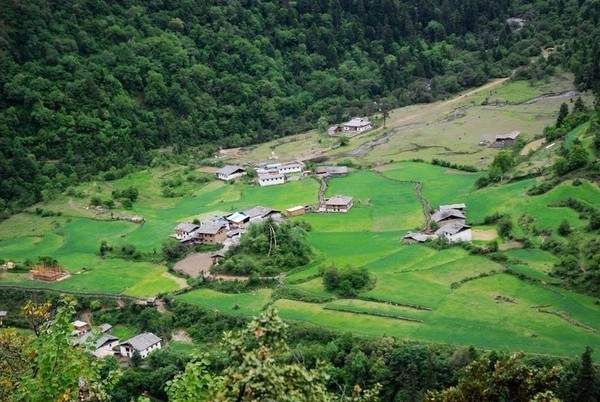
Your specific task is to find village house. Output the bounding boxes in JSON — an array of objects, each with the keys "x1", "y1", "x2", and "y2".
[
  {"x1": 72, "y1": 320, "x2": 90, "y2": 336},
  {"x1": 119, "y1": 332, "x2": 162, "y2": 359},
  {"x1": 323, "y1": 195, "x2": 354, "y2": 213},
  {"x1": 439, "y1": 203, "x2": 466, "y2": 213},
  {"x1": 435, "y1": 223, "x2": 472, "y2": 243},
  {"x1": 215, "y1": 165, "x2": 246, "y2": 181},
  {"x1": 72, "y1": 330, "x2": 120, "y2": 359},
  {"x1": 258, "y1": 171, "x2": 285, "y2": 186},
  {"x1": 99, "y1": 323, "x2": 112, "y2": 333},
  {"x1": 491, "y1": 131, "x2": 520, "y2": 147},
  {"x1": 174, "y1": 222, "x2": 200, "y2": 241},
  {"x1": 0, "y1": 310, "x2": 7, "y2": 326},
  {"x1": 211, "y1": 251, "x2": 225, "y2": 265},
  {"x1": 227, "y1": 211, "x2": 249, "y2": 229},
  {"x1": 432, "y1": 209, "x2": 466, "y2": 227},
  {"x1": 342, "y1": 117, "x2": 372, "y2": 133},
  {"x1": 278, "y1": 161, "x2": 305, "y2": 174},
  {"x1": 195, "y1": 222, "x2": 228, "y2": 244}
]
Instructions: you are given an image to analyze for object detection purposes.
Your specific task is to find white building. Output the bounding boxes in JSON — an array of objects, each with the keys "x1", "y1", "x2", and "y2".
[
  {"x1": 342, "y1": 117, "x2": 372, "y2": 132},
  {"x1": 215, "y1": 165, "x2": 246, "y2": 181},
  {"x1": 258, "y1": 171, "x2": 285, "y2": 186},
  {"x1": 278, "y1": 161, "x2": 304, "y2": 174},
  {"x1": 119, "y1": 332, "x2": 162, "y2": 359},
  {"x1": 435, "y1": 223, "x2": 472, "y2": 243}
]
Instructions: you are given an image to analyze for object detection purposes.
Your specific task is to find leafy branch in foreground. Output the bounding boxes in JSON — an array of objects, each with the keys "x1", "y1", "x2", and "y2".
[{"x1": 167, "y1": 307, "x2": 381, "y2": 401}]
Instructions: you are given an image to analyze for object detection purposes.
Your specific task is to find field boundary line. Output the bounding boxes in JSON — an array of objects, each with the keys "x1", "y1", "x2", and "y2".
[
  {"x1": 0, "y1": 284, "x2": 142, "y2": 301},
  {"x1": 323, "y1": 305, "x2": 424, "y2": 323}
]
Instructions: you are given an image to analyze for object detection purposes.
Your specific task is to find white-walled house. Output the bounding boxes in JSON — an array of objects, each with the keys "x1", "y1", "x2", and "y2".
[
  {"x1": 435, "y1": 223, "x2": 472, "y2": 243},
  {"x1": 258, "y1": 171, "x2": 285, "y2": 186},
  {"x1": 278, "y1": 161, "x2": 304, "y2": 174},
  {"x1": 215, "y1": 165, "x2": 246, "y2": 181},
  {"x1": 342, "y1": 117, "x2": 372, "y2": 132},
  {"x1": 119, "y1": 332, "x2": 162, "y2": 359}
]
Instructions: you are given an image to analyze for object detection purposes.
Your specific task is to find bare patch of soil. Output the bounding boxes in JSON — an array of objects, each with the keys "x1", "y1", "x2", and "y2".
[
  {"x1": 472, "y1": 229, "x2": 498, "y2": 241},
  {"x1": 171, "y1": 329, "x2": 193, "y2": 343},
  {"x1": 499, "y1": 241, "x2": 523, "y2": 251},
  {"x1": 520, "y1": 138, "x2": 546, "y2": 156},
  {"x1": 174, "y1": 253, "x2": 213, "y2": 278}
]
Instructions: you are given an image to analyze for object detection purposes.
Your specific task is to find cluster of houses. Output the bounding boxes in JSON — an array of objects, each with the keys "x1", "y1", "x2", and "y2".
[
  {"x1": 403, "y1": 203, "x2": 472, "y2": 244},
  {"x1": 214, "y1": 161, "x2": 305, "y2": 187},
  {"x1": 172, "y1": 206, "x2": 283, "y2": 247},
  {"x1": 71, "y1": 320, "x2": 162, "y2": 360}
]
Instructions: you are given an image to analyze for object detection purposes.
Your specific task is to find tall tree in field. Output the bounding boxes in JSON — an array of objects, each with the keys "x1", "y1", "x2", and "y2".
[{"x1": 575, "y1": 347, "x2": 599, "y2": 402}]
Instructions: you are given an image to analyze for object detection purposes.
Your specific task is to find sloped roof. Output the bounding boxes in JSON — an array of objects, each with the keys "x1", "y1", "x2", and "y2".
[
  {"x1": 121, "y1": 332, "x2": 161, "y2": 351},
  {"x1": 435, "y1": 223, "x2": 471, "y2": 236},
  {"x1": 99, "y1": 323, "x2": 112, "y2": 333},
  {"x1": 227, "y1": 212, "x2": 249, "y2": 223},
  {"x1": 196, "y1": 222, "x2": 225, "y2": 235},
  {"x1": 215, "y1": 165, "x2": 245, "y2": 176},
  {"x1": 72, "y1": 331, "x2": 119, "y2": 349},
  {"x1": 73, "y1": 320, "x2": 88, "y2": 328},
  {"x1": 495, "y1": 131, "x2": 520, "y2": 141},
  {"x1": 175, "y1": 222, "x2": 199, "y2": 233},
  {"x1": 402, "y1": 232, "x2": 430, "y2": 242},
  {"x1": 325, "y1": 195, "x2": 353, "y2": 206},
  {"x1": 243, "y1": 206, "x2": 280, "y2": 219},
  {"x1": 258, "y1": 172, "x2": 284, "y2": 180},
  {"x1": 439, "y1": 203, "x2": 466, "y2": 211},
  {"x1": 343, "y1": 117, "x2": 371, "y2": 127},
  {"x1": 432, "y1": 209, "x2": 465, "y2": 223}
]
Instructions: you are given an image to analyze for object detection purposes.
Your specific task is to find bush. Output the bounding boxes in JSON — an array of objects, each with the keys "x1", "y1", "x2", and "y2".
[
  {"x1": 322, "y1": 265, "x2": 370, "y2": 297},
  {"x1": 558, "y1": 219, "x2": 571, "y2": 236}
]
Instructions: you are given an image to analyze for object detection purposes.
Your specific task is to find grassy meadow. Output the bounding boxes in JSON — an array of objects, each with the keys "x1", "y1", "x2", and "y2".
[{"x1": 2, "y1": 75, "x2": 600, "y2": 356}]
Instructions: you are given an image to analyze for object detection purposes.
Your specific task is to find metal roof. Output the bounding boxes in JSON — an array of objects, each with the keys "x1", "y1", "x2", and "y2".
[
  {"x1": 325, "y1": 195, "x2": 353, "y2": 205},
  {"x1": 435, "y1": 223, "x2": 471, "y2": 236},
  {"x1": 439, "y1": 203, "x2": 466, "y2": 210},
  {"x1": 121, "y1": 332, "x2": 161, "y2": 351},
  {"x1": 432, "y1": 209, "x2": 465, "y2": 223},
  {"x1": 215, "y1": 165, "x2": 245, "y2": 176}
]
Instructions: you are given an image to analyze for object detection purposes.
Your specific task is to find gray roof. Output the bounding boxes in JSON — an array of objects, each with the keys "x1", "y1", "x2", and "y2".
[
  {"x1": 435, "y1": 223, "x2": 471, "y2": 236},
  {"x1": 325, "y1": 195, "x2": 353, "y2": 206},
  {"x1": 243, "y1": 206, "x2": 280, "y2": 219},
  {"x1": 99, "y1": 323, "x2": 112, "y2": 333},
  {"x1": 0, "y1": 311, "x2": 7, "y2": 317},
  {"x1": 432, "y1": 209, "x2": 465, "y2": 223},
  {"x1": 403, "y1": 232, "x2": 429, "y2": 242},
  {"x1": 495, "y1": 131, "x2": 520, "y2": 141},
  {"x1": 227, "y1": 211, "x2": 249, "y2": 223},
  {"x1": 196, "y1": 222, "x2": 225, "y2": 235},
  {"x1": 215, "y1": 165, "x2": 245, "y2": 176},
  {"x1": 439, "y1": 203, "x2": 466, "y2": 211},
  {"x1": 316, "y1": 166, "x2": 349, "y2": 175},
  {"x1": 343, "y1": 117, "x2": 371, "y2": 127},
  {"x1": 175, "y1": 222, "x2": 199, "y2": 233},
  {"x1": 72, "y1": 331, "x2": 119, "y2": 349},
  {"x1": 258, "y1": 172, "x2": 284, "y2": 180},
  {"x1": 121, "y1": 332, "x2": 161, "y2": 351}
]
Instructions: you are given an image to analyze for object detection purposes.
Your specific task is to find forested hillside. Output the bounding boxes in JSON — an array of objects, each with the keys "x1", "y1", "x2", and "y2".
[{"x1": 0, "y1": 0, "x2": 599, "y2": 214}]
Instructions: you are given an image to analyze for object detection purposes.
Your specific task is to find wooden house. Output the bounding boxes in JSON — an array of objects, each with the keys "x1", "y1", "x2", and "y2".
[
  {"x1": 324, "y1": 195, "x2": 354, "y2": 213},
  {"x1": 286, "y1": 205, "x2": 306, "y2": 217},
  {"x1": 491, "y1": 131, "x2": 520, "y2": 147}
]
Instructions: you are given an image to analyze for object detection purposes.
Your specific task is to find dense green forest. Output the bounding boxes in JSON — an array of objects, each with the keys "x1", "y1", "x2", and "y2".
[{"x1": 2, "y1": 0, "x2": 598, "y2": 214}]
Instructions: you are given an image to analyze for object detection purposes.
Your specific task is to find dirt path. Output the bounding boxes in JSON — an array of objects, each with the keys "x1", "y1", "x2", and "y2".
[
  {"x1": 174, "y1": 252, "x2": 250, "y2": 281},
  {"x1": 414, "y1": 182, "x2": 432, "y2": 231}
]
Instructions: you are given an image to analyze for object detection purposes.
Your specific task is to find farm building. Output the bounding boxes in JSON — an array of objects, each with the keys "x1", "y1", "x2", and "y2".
[
  {"x1": 342, "y1": 117, "x2": 372, "y2": 132},
  {"x1": 323, "y1": 195, "x2": 354, "y2": 213},
  {"x1": 432, "y1": 209, "x2": 466, "y2": 227},
  {"x1": 315, "y1": 166, "x2": 349, "y2": 177},
  {"x1": 491, "y1": 131, "x2": 520, "y2": 147},
  {"x1": 215, "y1": 165, "x2": 246, "y2": 181},
  {"x1": 99, "y1": 323, "x2": 112, "y2": 333},
  {"x1": 258, "y1": 171, "x2": 285, "y2": 186},
  {"x1": 0, "y1": 310, "x2": 7, "y2": 325},
  {"x1": 286, "y1": 205, "x2": 306, "y2": 217},
  {"x1": 211, "y1": 251, "x2": 225, "y2": 265},
  {"x1": 119, "y1": 332, "x2": 162, "y2": 359},
  {"x1": 435, "y1": 223, "x2": 472, "y2": 243},
  {"x1": 402, "y1": 232, "x2": 431, "y2": 244}
]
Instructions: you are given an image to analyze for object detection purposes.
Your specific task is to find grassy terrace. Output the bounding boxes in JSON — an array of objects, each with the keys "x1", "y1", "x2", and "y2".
[{"x1": 1, "y1": 76, "x2": 600, "y2": 356}]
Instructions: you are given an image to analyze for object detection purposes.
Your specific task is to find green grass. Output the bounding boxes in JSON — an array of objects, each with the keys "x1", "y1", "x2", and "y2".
[
  {"x1": 123, "y1": 267, "x2": 185, "y2": 297},
  {"x1": 176, "y1": 288, "x2": 272, "y2": 316},
  {"x1": 111, "y1": 325, "x2": 137, "y2": 341},
  {"x1": 565, "y1": 122, "x2": 590, "y2": 149}
]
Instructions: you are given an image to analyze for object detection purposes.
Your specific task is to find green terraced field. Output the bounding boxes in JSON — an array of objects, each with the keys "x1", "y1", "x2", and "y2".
[{"x1": 176, "y1": 288, "x2": 272, "y2": 317}]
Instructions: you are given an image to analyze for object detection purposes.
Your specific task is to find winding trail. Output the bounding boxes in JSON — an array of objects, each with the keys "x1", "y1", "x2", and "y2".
[{"x1": 414, "y1": 182, "x2": 432, "y2": 231}]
